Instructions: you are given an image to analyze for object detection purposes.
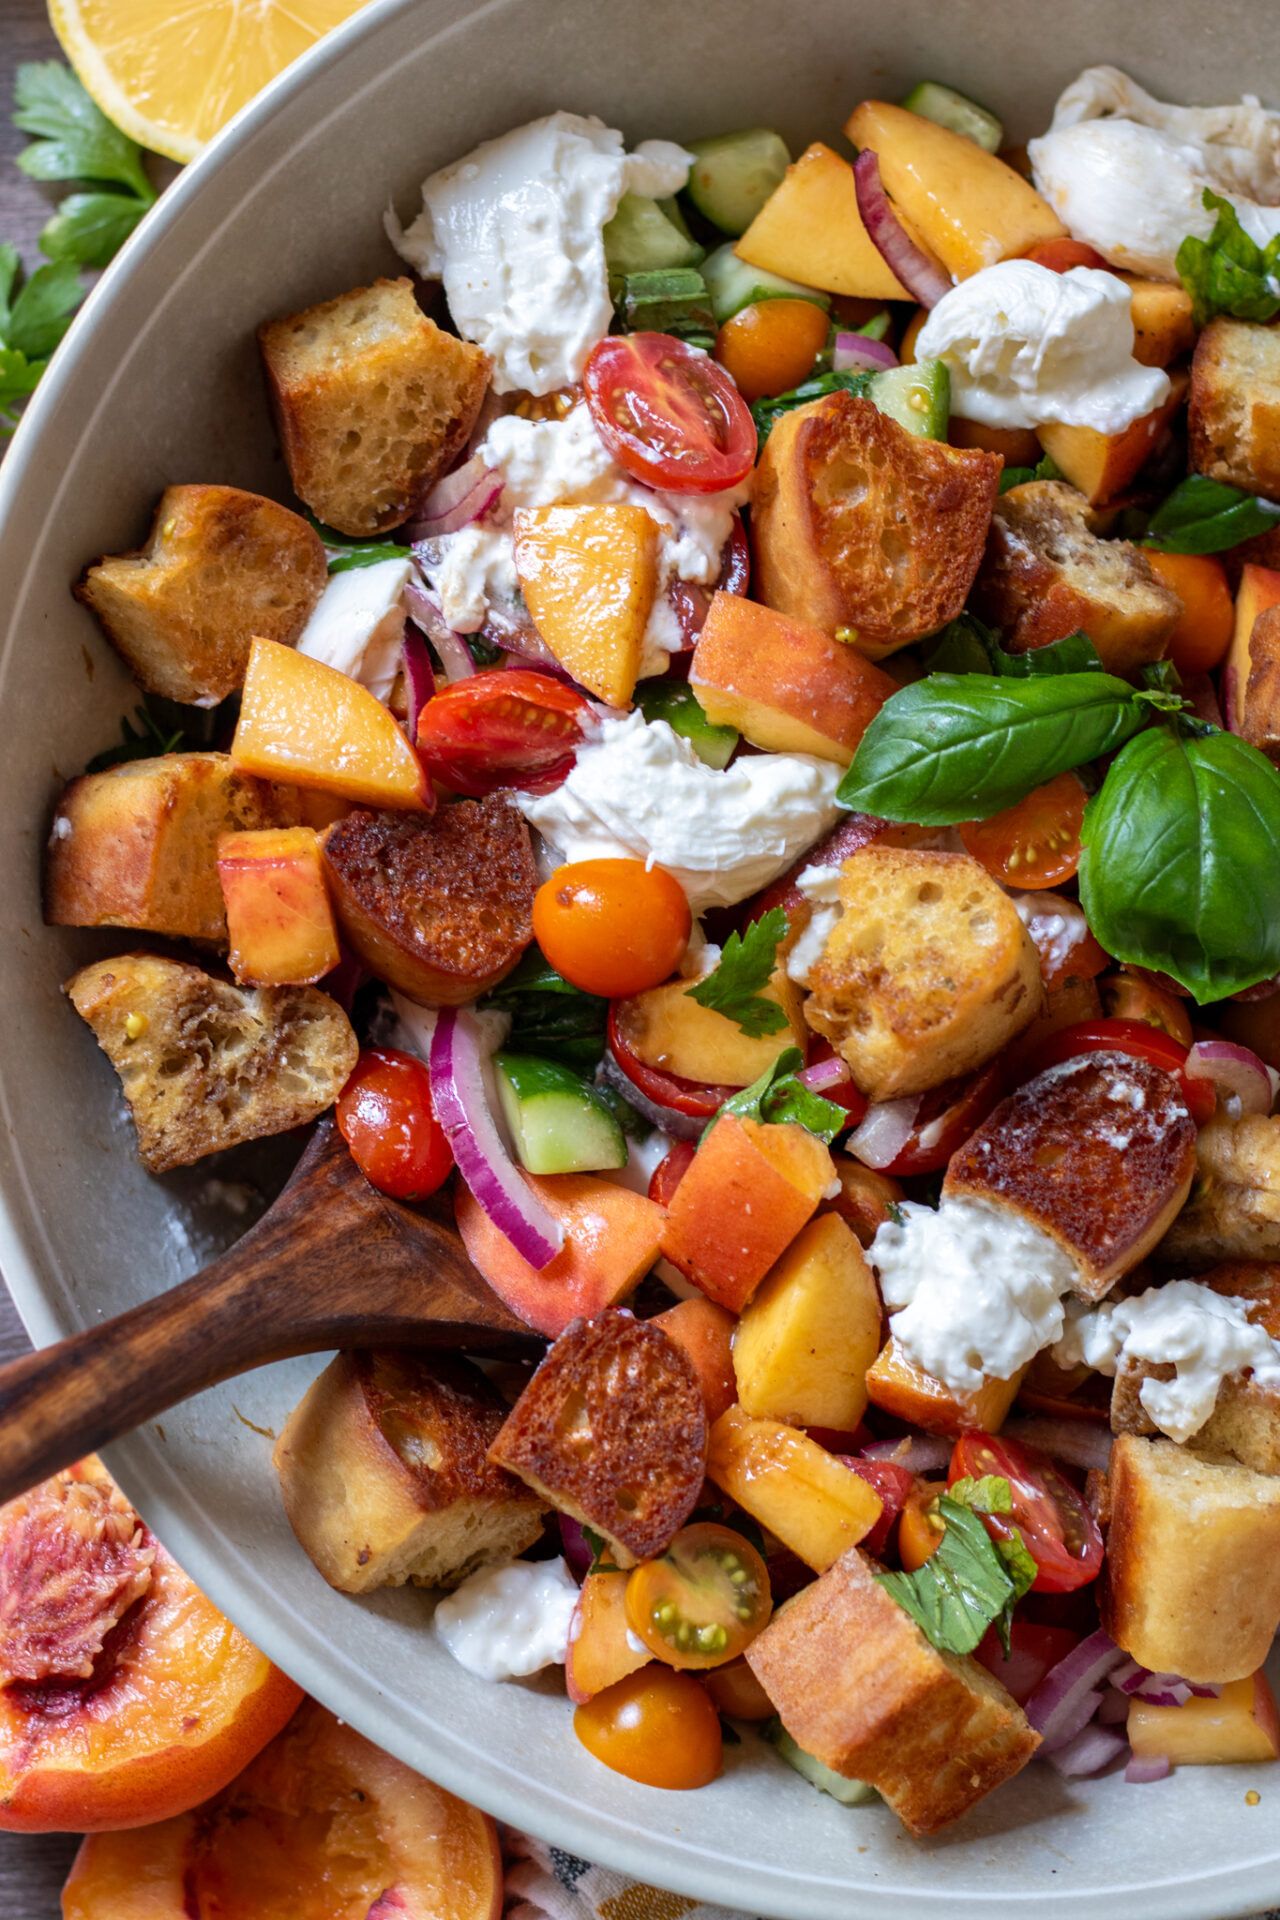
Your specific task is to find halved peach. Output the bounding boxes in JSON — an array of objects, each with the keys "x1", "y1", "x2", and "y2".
[
  {"x1": 0, "y1": 1458, "x2": 301, "y2": 1832},
  {"x1": 61, "y1": 1698, "x2": 502, "y2": 1920},
  {"x1": 865, "y1": 1336, "x2": 1025, "y2": 1439},
  {"x1": 566, "y1": 1570, "x2": 652, "y2": 1704},
  {"x1": 218, "y1": 826, "x2": 340, "y2": 986}
]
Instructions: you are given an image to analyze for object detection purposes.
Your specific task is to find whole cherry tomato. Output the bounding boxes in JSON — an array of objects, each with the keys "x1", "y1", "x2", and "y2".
[
  {"x1": 336, "y1": 1048, "x2": 453, "y2": 1200},
  {"x1": 1019, "y1": 1016, "x2": 1216, "y2": 1124},
  {"x1": 533, "y1": 859, "x2": 691, "y2": 998},
  {"x1": 415, "y1": 669, "x2": 590, "y2": 796},
  {"x1": 584, "y1": 333, "x2": 756, "y2": 494},
  {"x1": 1142, "y1": 549, "x2": 1234, "y2": 674},
  {"x1": 950, "y1": 1433, "x2": 1105, "y2": 1593},
  {"x1": 625, "y1": 1522, "x2": 772, "y2": 1669},
  {"x1": 960, "y1": 771, "x2": 1087, "y2": 889},
  {"x1": 715, "y1": 298, "x2": 830, "y2": 402},
  {"x1": 573, "y1": 1667, "x2": 722, "y2": 1788}
]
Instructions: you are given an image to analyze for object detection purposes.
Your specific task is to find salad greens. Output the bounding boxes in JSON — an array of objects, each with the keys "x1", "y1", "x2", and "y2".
[
  {"x1": 305, "y1": 512, "x2": 408, "y2": 573},
  {"x1": 686, "y1": 908, "x2": 790, "y2": 1037},
  {"x1": 875, "y1": 1491, "x2": 1034, "y2": 1658},
  {"x1": 483, "y1": 947, "x2": 609, "y2": 1075},
  {"x1": 1176, "y1": 189, "x2": 1280, "y2": 330},
  {"x1": 707, "y1": 1047, "x2": 847, "y2": 1146},
  {"x1": 996, "y1": 449, "x2": 1063, "y2": 493},
  {"x1": 1145, "y1": 474, "x2": 1280, "y2": 555},
  {"x1": 923, "y1": 613, "x2": 1102, "y2": 680},
  {"x1": 84, "y1": 694, "x2": 218, "y2": 772}
]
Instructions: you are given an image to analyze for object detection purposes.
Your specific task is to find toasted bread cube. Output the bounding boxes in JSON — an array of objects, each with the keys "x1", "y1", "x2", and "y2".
[
  {"x1": 945, "y1": 1053, "x2": 1197, "y2": 1298},
  {"x1": 804, "y1": 848, "x2": 1042, "y2": 1101},
  {"x1": 487, "y1": 1311, "x2": 705, "y2": 1569},
  {"x1": 258, "y1": 278, "x2": 490, "y2": 537},
  {"x1": 1231, "y1": 603, "x2": 1280, "y2": 763},
  {"x1": 972, "y1": 480, "x2": 1180, "y2": 673},
  {"x1": 1101, "y1": 1434, "x2": 1280, "y2": 1683},
  {"x1": 75, "y1": 485, "x2": 327, "y2": 705},
  {"x1": 65, "y1": 952, "x2": 357, "y2": 1173},
  {"x1": 866, "y1": 1336, "x2": 1025, "y2": 1439},
  {"x1": 746, "y1": 1547, "x2": 1039, "y2": 1834},
  {"x1": 732, "y1": 1214, "x2": 882, "y2": 1430},
  {"x1": 272, "y1": 1350, "x2": 546, "y2": 1594},
  {"x1": 1189, "y1": 316, "x2": 1280, "y2": 499},
  {"x1": 44, "y1": 752, "x2": 300, "y2": 943},
  {"x1": 1158, "y1": 1116, "x2": 1280, "y2": 1268},
  {"x1": 706, "y1": 1406, "x2": 882, "y2": 1571},
  {"x1": 751, "y1": 392, "x2": 1001, "y2": 659}
]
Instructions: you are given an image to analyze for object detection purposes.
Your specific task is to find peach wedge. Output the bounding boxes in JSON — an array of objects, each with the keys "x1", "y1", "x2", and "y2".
[
  {"x1": 218, "y1": 825, "x2": 340, "y2": 986},
  {"x1": 514, "y1": 503, "x2": 659, "y2": 707}
]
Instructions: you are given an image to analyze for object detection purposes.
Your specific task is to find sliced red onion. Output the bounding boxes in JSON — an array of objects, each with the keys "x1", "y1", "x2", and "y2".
[
  {"x1": 852, "y1": 150, "x2": 952, "y2": 309},
  {"x1": 848, "y1": 1095, "x2": 920, "y2": 1170},
  {"x1": 401, "y1": 625, "x2": 435, "y2": 740},
  {"x1": 1002, "y1": 1417, "x2": 1113, "y2": 1474},
  {"x1": 860, "y1": 1434, "x2": 952, "y2": 1474},
  {"x1": 560, "y1": 1515, "x2": 593, "y2": 1580},
  {"x1": 1114, "y1": 1661, "x2": 1222, "y2": 1705},
  {"x1": 1098, "y1": 1688, "x2": 1131, "y2": 1726},
  {"x1": 1184, "y1": 1039, "x2": 1274, "y2": 1118},
  {"x1": 599, "y1": 1051, "x2": 708, "y2": 1143},
  {"x1": 429, "y1": 1006, "x2": 564, "y2": 1270},
  {"x1": 320, "y1": 944, "x2": 367, "y2": 1014},
  {"x1": 1046, "y1": 1722, "x2": 1129, "y2": 1778},
  {"x1": 1125, "y1": 1753, "x2": 1172, "y2": 1784},
  {"x1": 407, "y1": 454, "x2": 503, "y2": 537},
  {"x1": 403, "y1": 582, "x2": 476, "y2": 682},
  {"x1": 832, "y1": 331, "x2": 899, "y2": 374},
  {"x1": 1026, "y1": 1629, "x2": 1127, "y2": 1751},
  {"x1": 797, "y1": 1056, "x2": 853, "y2": 1095}
]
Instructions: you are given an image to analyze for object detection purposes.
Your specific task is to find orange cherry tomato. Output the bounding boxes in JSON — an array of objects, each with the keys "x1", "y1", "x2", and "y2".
[
  {"x1": 573, "y1": 1667, "x2": 722, "y2": 1789},
  {"x1": 1022, "y1": 238, "x2": 1109, "y2": 273},
  {"x1": 897, "y1": 1481, "x2": 945, "y2": 1571},
  {"x1": 714, "y1": 298, "x2": 831, "y2": 403},
  {"x1": 583, "y1": 333, "x2": 756, "y2": 495},
  {"x1": 698, "y1": 1655, "x2": 774, "y2": 1721},
  {"x1": 1098, "y1": 970, "x2": 1194, "y2": 1048},
  {"x1": 335, "y1": 1048, "x2": 453, "y2": 1200},
  {"x1": 533, "y1": 859, "x2": 691, "y2": 997},
  {"x1": 1142, "y1": 549, "x2": 1235, "y2": 674},
  {"x1": 625, "y1": 1522, "x2": 772, "y2": 1670},
  {"x1": 959, "y1": 771, "x2": 1087, "y2": 889}
]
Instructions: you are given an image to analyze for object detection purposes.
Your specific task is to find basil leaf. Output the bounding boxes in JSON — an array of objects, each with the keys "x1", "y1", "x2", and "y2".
[
  {"x1": 482, "y1": 945, "x2": 608, "y2": 1073},
  {"x1": 997, "y1": 450, "x2": 1064, "y2": 495},
  {"x1": 1079, "y1": 724, "x2": 1280, "y2": 1001},
  {"x1": 1146, "y1": 475, "x2": 1280, "y2": 555},
  {"x1": 1176, "y1": 189, "x2": 1280, "y2": 329},
  {"x1": 686, "y1": 908, "x2": 790, "y2": 1037},
  {"x1": 837, "y1": 672, "x2": 1148, "y2": 825},
  {"x1": 751, "y1": 368, "x2": 873, "y2": 446},
  {"x1": 923, "y1": 616, "x2": 1102, "y2": 681},
  {"x1": 948, "y1": 1475, "x2": 1012, "y2": 1515},
  {"x1": 874, "y1": 1496, "x2": 1016, "y2": 1656},
  {"x1": 921, "y1": 611, "x2": 997, "y2": 675},
  {"x1": 327, "y1": 543, "x2": 408, "y2": 573},
  {"x1": 706, "y1": 1047, "x2": 847, "y2": 1146}
]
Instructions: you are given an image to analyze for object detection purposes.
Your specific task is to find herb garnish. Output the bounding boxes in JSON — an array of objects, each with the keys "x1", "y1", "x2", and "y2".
[
  {"x1": 686, "y1": 908, "x2": 790, "y2": 1038},
  {"x1": 1145, "y1": 474, "x2": 1280, "y2": 555},
  {"x1": 1176, "y1": 188, "x2": 1280, "y2": 329},
  {"x1": 874, "y1": 1488, "x2": 1034, "y2": 1657},
  {"x1": 707, "y1": 1047, "x2": 847, "y2": 1146}
]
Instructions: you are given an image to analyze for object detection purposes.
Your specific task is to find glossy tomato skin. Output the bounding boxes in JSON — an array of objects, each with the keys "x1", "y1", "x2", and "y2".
[
  {"x1": 840, "y1": 1458, "x2": 915, "y2": 1558},
  {"x1": 625, "y1": 1522, "x2": 772, "y2": 1669},
  {"x1": 949, "y1": 1433, "x2": 1105, "y2": 1593},
  {"x1": 960, "y1": 771, "x2": 1087, "y2": 890},
  {"x1": 573, "y1": 1667, "x2": 722, "y2": 1789},
  {"x1": 803, "y1": 1040, "x2": 869, "y2": 1127},
  {"x1": 335, "y1": 1048, "x2": 453, "y2": 1200},
  {"x1": 898, "y1": 1480, "x2": 946, "y2": 1571},
  {"x1": 1023, "y1": 238, "x2": 1109, "y2": 272},
  {"x1": 715, "y1": 298, "x2": 830, "y2": 402},
  {"x1": 879, "y1": 1060, "x2": 1005, "y2": 1176},
  {"x1": 648, "y1": 1139, "x2": 696, "y2": 1207},
  {"x1": 1020, "y1": 1016, "x2": 1216, "y2": 1124},
  {"x1": 607, "y1": 1004, "x2": 734, "y2": 1122},
  {"x1": 415, "y1": 669, "x2": 590, "y2": 796},
  {"x1": 534, "y1": 860, "x2": 691, "y2": 997},
  {"x1": 584, "y1": 333, "x2": 756, "y2": 495},
  {"x1": 1098, "y1": 971, "x2": 1194, "y2": 1048},
  {"x1": 975, "y1": 1621, "x2": 1079, "y2": 1705}
]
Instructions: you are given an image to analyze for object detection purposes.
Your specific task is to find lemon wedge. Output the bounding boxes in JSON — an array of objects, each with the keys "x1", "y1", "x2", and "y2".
[{"x1": 48, "y1": 0, "x2": 373, "y2": 164}]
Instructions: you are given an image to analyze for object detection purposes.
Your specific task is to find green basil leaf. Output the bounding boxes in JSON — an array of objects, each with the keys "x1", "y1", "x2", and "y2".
[
  {"x1": 874, "y1": 1496, "x2": 1016, "y2": 1656},
  {"x1": 327, "y1": 543, "x2": 408, "y2": 573},
  {"x1": 751, "y1": 368, "x2": 873, "y2": 446},
  {"x1": 1079, "y1": 724, "x2": 1280, "y2": 1001},
  {"x1": 482, "y1": 944, "x2": 608, "y2": 1072},
  {"x1": 39, "y1": 190, "x2": 148, "y2": 269},
  {"x1": 1176, "y1": 189, "x2": 1280, "y2": 329},
  {"x1": 706, "y1": 1046, "x2": 846, "y2": 1146},
  {"x1": 686, "y1": 908, "x2": 790, "y2": 1037},
  {"x1": 837, "y1": 672, "x2": 1147, "y2": 825},
  {"x1": 1145, "y1": 475, "x2": 1280, "y2": 555},
  {"x1": 997, "y1": 449, "x2": 1063, "y2": 494},
  {"x1": 13, "y1": 62, "x2": 154, "y2": 204},
  {"x1": 947, "y1": 1475, "x2": 1013, "y2": 1516},
  {"x1": 921, "y1": 611, "x2": 998, "y2": 675},
  {"x1": 922, "y1": 616, "x2": 1102, "y2": 681}
]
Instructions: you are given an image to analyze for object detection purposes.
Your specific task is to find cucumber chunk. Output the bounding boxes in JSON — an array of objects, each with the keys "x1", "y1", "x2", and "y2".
[
  {"x1": 702, "y1": 242, "x2": 829, "y2": 327},
  {"x1": 604, "y1": 192, "x2": 704, "y2": 274},
  {"x1": 901, "y1": 80, "x2": 1004, "y2": 154},
  {"x1": 495, "y1": 1052, "x2": 628, "y2": 1175},
  {"x1": 638, "y1": 679, "x2": 739, "y2": 769},
  {"x1": 616, "y1": 267, "x2": 716, "y2": 344},
  {"x1": 685, "y1": 129, "x2": 790, "y2": 236},
  {"x1": 866, "y1": 359, "x2": 950, "y2": 440},
  {"x1": 762, "y1": 1720, "x2": 879, "y2": 1805}
]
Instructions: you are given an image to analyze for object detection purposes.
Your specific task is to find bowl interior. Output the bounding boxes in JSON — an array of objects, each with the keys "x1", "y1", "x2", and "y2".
[{"x1": 2, "y1": 1, "x2": 1278, "y2": 1912}]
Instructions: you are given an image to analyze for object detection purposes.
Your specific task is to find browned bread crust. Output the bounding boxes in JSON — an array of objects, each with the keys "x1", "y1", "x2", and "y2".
[
  {"x1": 971, "y1": 480, "x2": 1180, "y2": 674},
  {"x1": 321, "y1": 798, "x2": 535, "y2": 1006},
  {"x1": 487, "y1": 1311, "x2": 706, "y2": 1569},
  {"x1": 1189, "y1": 315, "x2": 1280, "y2": 499},
  {"x1": 1157, "y1": 1115, "x2": 1280, "y2": 1267},
  {"x1": 943, "y1": 1052, "x2": 1198, "y2": 1298},
  {"x1": 745, "y1": 1547, "x2": 1039, "y2": 1834},
  {"x1": 258, "y1": 278, "x2": 490, "y2": 538},
  {"x1": 1235, "y1": 603, "x2": 1280, "y2": 763},
  {"x1": 272, "y1": 1349, "x2": 546, "y2": 1593},
  {"x1": 751, "y1": 392, "x2": 1001, "y2": 658},
  {"x1": 75, "y1": 485, "x2": 326, "y2": 704}
]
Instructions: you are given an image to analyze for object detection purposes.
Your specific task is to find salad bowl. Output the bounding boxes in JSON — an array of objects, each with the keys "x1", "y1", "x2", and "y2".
[{"x1": 2, "y1": 0, "x2": 1279, "y2": 1912}]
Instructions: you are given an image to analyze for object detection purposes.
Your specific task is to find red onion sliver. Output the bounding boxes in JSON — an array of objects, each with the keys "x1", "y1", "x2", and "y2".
[
  {"x1": 1185, "y1": 1039, "x2": 1273, "y2": 1118},
  {"x1": 1098, "y1": 1688, "x2": 1131, "y2": 1726},
  {"x1": 1001, "y1": 1417, "x2": 1113, "y2": 1474},
  {"x1": 560, "y1": 1515, "x2": 593, "y2": 1580},
  {"x1": 1047, "y1": 1723, "x2": 1129, "y2": 1779},
  {"x1": 832, "y1": 332, "x2": 899, "y2": 374},
  {"x1": 1025, "y1": 1629, "x2": 1127, "y2": 1750},
  {"x1": 852, "y1": 150, "x2": 952, "y2": 309},
  {"x1": 401, "y1": 625, "x2": 435, "y2": 740},
  {"x1": 1125, "y1": 1753, "x2": 1172, "y2": 1784},
  {"x1": 403, "y1": 582, "x2": 477, "y2": 681},
  {"x1": 407, "y1": 454, "x2": 503, "y2": 537},
  {"x1": 797, "y1": 1056, "x2": 853, "y2": 1095},
  {"x1": 860, "y1": 1434, "x2": 952, "y2": 1474},
  {"x1": 848, "y1": 1094, "x2": 920, "y2": 1170}
]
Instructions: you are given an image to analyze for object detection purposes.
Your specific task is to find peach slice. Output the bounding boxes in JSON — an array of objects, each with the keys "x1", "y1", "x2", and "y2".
[
  {"x1": 1128, "y1": 1671, "x2": 1280, "y2": 1768},
  {"x1": 652, "y1": 1297, "x2": 738, "y2": 1424},
  {"x1": 0, "y1": 1458, "x2": 301, "y2": 1832},
  {"x1": 1037, "y1": 370, "x2": 1189, "y2": 507},
  {"x1": 735, "y1": 142, "x2": 918, "y2": 300},
  {"x1": 61, "y1": 1698, "x2": 502, "y2": 1920},
  {"x1": 865, "y1": 1335, "x2": 1025, "y2": 1440},
  {"x1": 1224, "y1": 561, "x2": 1280, "y2": 734},
  {"x1": 218, "y1": 826, "x2": 340, "y2": 986},
  {"x1": 732, "y1": 1214, "x2": 882, "y2": 1431},
  {"x1": 566, "y1": 1570, "x2": 652, "y2": 1704},
  {"x1": 706, "y1": 1406, "x2": 881, "y2": 1571},
  {"x1": 514, "y1": 504, "x2": 660, "y2": 707},
  {"x1": 611, "y1": 969, "x2": 805, "y2": 1089},
  {"x1": 232, "y1": 637, "x2": 431, "y2": 811}
]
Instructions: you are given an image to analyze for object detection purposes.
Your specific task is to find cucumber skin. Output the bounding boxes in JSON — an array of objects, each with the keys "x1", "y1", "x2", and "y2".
[
  {"x1": 702, "y1": 242, "x2": 829, "y2": 327},
  {"x1": 762, "y1": 1720, "x2": 879, "y2": 1805},
  {"x1": 495, "y1": 1052, "x2": 627, "y2": 1175},
  {"x1": 901, "y1": 80, "x2": 1003, "y2": 153},
  {"x1": 868, "y1": 360, "x2": 950, "y2": 440},
  {"x1": 685, "y1": 128, "x2": 791, "y2": 236},
  {"x1": 604, "y1": 192, "x2": 704, "y2": 274},
  {"x1": 638, "y1": 680, "x2": 739, "y2": 769}
]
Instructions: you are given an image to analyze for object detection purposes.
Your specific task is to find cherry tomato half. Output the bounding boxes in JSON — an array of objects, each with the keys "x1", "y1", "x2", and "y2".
[
  {"x1": 607, "y1": 1003, "x2": 735, "y2": 1122},
  {"x1": 1142, "y1": 549, "x2": 1234, "y2": 675},
  {"x1": 648, "y1": 1139, "x2": 696, "y2": 1208},
  {"x1": 1015, "y1": 892, "x2": 1110, "y2": 993},
  {"x1": 415, "y1": 668, "x2": 590, "y2": 796},
  {"x1": 1022, "y1": 238, "x2": 1109, "y2": 273},
  {"x1": 950, "y1": 1433, "x2": 1104, "y2": 1593},
  {"x1": 584, "y1": 333, "x2": 756, "y2": 495},
  {"x1": 625, "y1": 1523, "x2": 772, "y2": 1670},
  {"x1": 533, "y1": 859, "x2": 691, "y2": 998},
  {"x1": 839, "y1": 1458, "x2": 915, "y2": 1558},
  {"x1": 975, "y1": 1621, "x2": 1080, "y2": 1705},
  {"x1": 715, "y1": 298, "x2": 831, "y2": 403},
  {"x1": 960, "y1": 771, "x2": 1087, "y2": 890},
  {"x1": 574, "y1": 1667, "x2": 722, "y2": 1789},
  {"x1": 1097, "y1": 970, "x2": 1194, "y2": 1048},
  {"x1": 669, "y1": 515, "x2": 750, "y2": 649},
  {"x1": 897, "y1": 1480, "x2": 946, "y2": 1571},
  {"x1": 1020, "y1": 1016, "x2": 1216, "y2": 1125},
  {"x1": 876, "y1": 1060, "x2": 1005, "y2": 1177},
  {"x1": 335, "y1": 1048, "x2": 453, "y2": 1200}
]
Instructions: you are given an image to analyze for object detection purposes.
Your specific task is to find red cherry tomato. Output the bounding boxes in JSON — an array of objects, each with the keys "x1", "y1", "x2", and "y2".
[
  {"x1": 949, "y1": 1433, "x2": 1105, "y2": 1593},
  {"x1": 975, "y1": 1621, "x2": 1080, "y2": 1705},
  {"x1": 669, "y1": 514, "x2": 751, "y2": 650},
  {"x1": 335, "y1": 1048, "x2": 453, "y2": 1200},
  {"x1": 583, "y1": 333, "x2": 756, "y2": 495},
  {"x1": 607, "y1": 1003, "x2": 735, "y2": 1122},
  {"x1": 415, "y1": 668, "x2": 590, "y2": 796},
  {"x1": 648, "y1": 1139, "x2": 696, "y2": 1207},
  {"x1": 876, "y1": 1060, "x2": 1005, "y2": 1176},
  {"x1": 803, "y1": 1041, "x2": 869, "y2": 1127},
  {"x1": 1022, "y1": 238, "x2": 1110, "y2": 273},
  {"x1": 574, "y1": 1667, "x2": 722, "y2": 1789},
  {"x1": 959, "y1": 771, "x2": 1087, "y2": 890},
  {"x1": 533, "y1": 859, "x2": 691, "y2": 998},
  {"x1": 1020, "y1": 1016, "x2": 1216, "y2": 1125},
  {"x1": 839, "y1": 1457, "x2": 915, "y2": 1558}
]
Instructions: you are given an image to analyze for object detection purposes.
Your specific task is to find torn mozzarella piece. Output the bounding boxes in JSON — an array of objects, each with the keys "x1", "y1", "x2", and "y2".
[
  {"x1": 296, "y1": 558, "x2": 412, "y2": 702},
  {"x1": 433, "y1": 1557, "x2": 579, "y2": 1681}
]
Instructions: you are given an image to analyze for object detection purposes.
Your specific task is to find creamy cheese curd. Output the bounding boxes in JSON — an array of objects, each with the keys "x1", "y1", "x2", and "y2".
[
  {"x1": 389, "y1": 113, "x2": 692, "y2": 394},
  {"x1": 785, "y1": 864, "x2": 844, "y2": 985},
  {"x1": 1054, "y1": 1281, "x2": 1280, "y2": 1444},
  {"x1": 296, "y1": 557, "x2": 412, "y2": 701},
  {"x1": 516, "y1": 710, "x2": 842, "y2": 913},
  {"x1": 870, "y1": 1198, "x2": 1080, "y2": 1395},
  {"x1": 433, "y1": 1557, "x2": 579, "y2": 1681},
  {"x1": 1029, "y1": 66, "x2": 1280, "y2": 280},
  {"x1": 915, "y1": 260, "x2": 1170, "y2": 434}
]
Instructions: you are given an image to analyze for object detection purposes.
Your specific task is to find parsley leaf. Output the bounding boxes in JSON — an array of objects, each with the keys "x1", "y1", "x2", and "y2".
[
  {"x1": 0, "y1": 347, "x2": 45, "y2": 435},
  {"x1": 874, "y1": 1494, "x2": 1020, "y2": 1656},
  {"x1": 708, "y1": 1047, "x2": 848, "y2": 1146},
  {"x1": 686, "y1": 909, "x2": 790, "y2": 1037},
  {"x1": 39, "y1": 191, "x2": 149, "y2": 270},
  {"x1": 1176, "y1": 188, "x2": 1280, "y2": 329},
  {"x1": 13, "y1": 62, "x2": 154, "y2": 205},
  {"x1": 6, "y1": 260, "x2": 83, "y2": 359}
]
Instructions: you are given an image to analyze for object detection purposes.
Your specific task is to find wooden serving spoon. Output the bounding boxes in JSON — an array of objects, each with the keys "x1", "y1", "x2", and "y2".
[{"x1": 0, "y1": 1119, "x2": 545, "y2": 1507}]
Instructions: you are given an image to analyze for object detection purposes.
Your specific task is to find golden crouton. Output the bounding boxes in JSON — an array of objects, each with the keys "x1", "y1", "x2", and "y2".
[
  {"x1": 1188, "y1": 316, "x2": 1280, "y2": 498},
  {"x1": 44, "y1": 752, "x2": 300, "y2": 944},
  {"x1": 972, "y1": 480, "x2": 1180, "y2": 675},
  {"x1": 1158, "y1": 1116, "x2": 1280, "y2": 1267},
  {"x1": 750, "y1": 392, "x2": 1001, "y2": 658},
  {"x1": 1232, "y1": 604, "x2": 1280, "y2": 763},
  {"x1": 65, "y1": 952, "x2": 357, "y2": 1173},
  {"x1": 273, "y1": 1350, "x2": 547, "y2": 1594},
  {"x1": 803, "y1": 847, "x2": 1042, "y2": 1100},
  {"x1": 1101, "y1": 1433, "x2": 1280, "y2": 1683},
  {"x1": 258, "y1": 278, "x2": 491, "y2": 538},
  {"x1": 76, "y1": 485, "x2": 327, "y2": 705},
  {"x1": 944, "y1": 1053, "x2": 1197, "y2": 1299},
  {"x1": 487, "y1": 1311, "x2": 706, "y2": 1569},
  {"x1": 745, "y1": 1547, "x2": 1039, "y2": 1834}
]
